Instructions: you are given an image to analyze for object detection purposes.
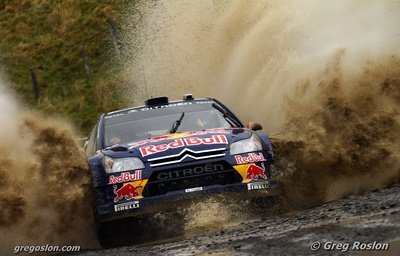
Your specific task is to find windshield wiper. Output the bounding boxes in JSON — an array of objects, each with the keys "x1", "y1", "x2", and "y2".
[
  {"x1": 170, "y1": 112, "x2": 185, "y2": 134},
  {"x1": 212, "y1": 103, "x2": 241, "y2": 127}
]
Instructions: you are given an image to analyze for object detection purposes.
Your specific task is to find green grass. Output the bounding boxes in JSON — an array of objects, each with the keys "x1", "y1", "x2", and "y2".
[{"x1": 0, "y1": 0, "x2": 130, "y2": 134}]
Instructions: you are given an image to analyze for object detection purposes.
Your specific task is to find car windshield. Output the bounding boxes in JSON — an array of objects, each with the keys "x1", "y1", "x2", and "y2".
[{"x1": 103, "y1": 103, "x2": 232, "y2": 147}]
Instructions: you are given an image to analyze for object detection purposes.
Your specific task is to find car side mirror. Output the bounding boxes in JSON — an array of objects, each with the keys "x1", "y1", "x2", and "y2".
[
  {"x1": 83, "y1": 140, "x2": 88, "y2": 150},
  {"x1": 77, "y1": 137, "x2": 88, "y2": 149},
  {"x1": 246, "y1": 121, "x2": 263, "y2": 131}
]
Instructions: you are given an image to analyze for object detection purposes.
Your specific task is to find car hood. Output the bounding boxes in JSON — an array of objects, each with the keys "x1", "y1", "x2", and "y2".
[{"x1": 102, "y1": 128, "x2": 252, "y2": 161}]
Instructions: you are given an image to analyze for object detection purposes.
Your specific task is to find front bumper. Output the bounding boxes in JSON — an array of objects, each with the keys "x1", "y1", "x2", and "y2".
[{"x1": 97, "y1": 179, "x2": 279, "y2": 222}]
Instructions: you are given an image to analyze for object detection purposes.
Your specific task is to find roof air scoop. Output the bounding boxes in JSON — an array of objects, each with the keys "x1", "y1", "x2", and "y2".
[
  {"x1": 145, "y1": 97, "x2": 169, "y2": 107},
  {"x1": 183, "y1": 93, "x2": 194, "y2": 100}
]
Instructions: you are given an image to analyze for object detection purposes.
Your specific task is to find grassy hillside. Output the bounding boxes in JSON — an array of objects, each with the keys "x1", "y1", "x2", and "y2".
[{"x1": 0, "y1": 0, "x2": 130, "y2": 134}]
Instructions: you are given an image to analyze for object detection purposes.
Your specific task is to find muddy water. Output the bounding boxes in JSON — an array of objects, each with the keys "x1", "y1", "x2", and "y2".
[
  {"x1": 1, "y1": 0, "x2": 400, "y2": 253},
  {"x1": 67, "y1": 184, "x2": 400, "y2": 256},
  {"x1": 0, "y1": 83, "x2": 98, "y2": 255},
  {"x1": 272, "y1": 53, "x2": 400, "y2": 208},
  {"x1": 124, "y1": 0, "x2": 400, "y2": 210}
]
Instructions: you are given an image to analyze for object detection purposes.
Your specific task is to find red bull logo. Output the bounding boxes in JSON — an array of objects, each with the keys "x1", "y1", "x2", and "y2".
[
  {"x1": 234, "y1": 152, "x2": 266, "y2": 164},
  {"x1": 245, "y1": 163, "x2": 267, "y2": 180},
  {"x1": 113, "y1": 183, "x2": 139, "y2": 202},
  {"x1": 108, "y1": 170, "x2": 142, "y2": 185},
  {"x1": 128, "y1": 129, "x2": 229, "y2": 148},
  {"x1": 139, "y1": 135, "x2": 228, "y2": 157}
]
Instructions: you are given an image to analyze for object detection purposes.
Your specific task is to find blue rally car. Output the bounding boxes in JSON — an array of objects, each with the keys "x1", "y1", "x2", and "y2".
[{"x1": 84, "y1": 94, "x2": 278, "y2": 244}]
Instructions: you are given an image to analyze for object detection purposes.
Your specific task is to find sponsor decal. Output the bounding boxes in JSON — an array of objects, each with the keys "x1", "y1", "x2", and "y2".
[
  {"x1": 114, "y1": 201, "x2": 140, "y2": 212},
  {"x1": 247, "y1": 181, "x2": 269, "y2": 191},
  {"x1": 113, "y1": 180, "x2": 148, "y2": 202},
  {"x1": 245, "y1": 163, "x2": 267, "y2": 180},
  {"x1": 108, "y1": 170, "x2": 142, "y2": 185},
  {"x1": 185, "y1": 187, "x2": 203, "y2": 193},
  {"x1": 137, "y1": 101, "x2": 214, "y2": 112},
  {"x1": 234, "y1": 152, "x2": 266, "y2": 164},
  {"x1": 139, "y1": 102, "x2": 194, "y2": 111},
  {"x1": 195, "y1": 101, "x2": 214, "y2": 104},
  {"x1": 139, "y1": 135, "x2": 228, "y2": 157},
  {"x1": 157, "y1": 163, "x2": 224, "y2": 181},
  {"x1": 104, "y1": 112, "x2": 125, "y2": 119},
  {"x1": 128, "y1": 129, "x2": 229, "y2": 148},
  {"x1": 113, "y1": 183, "x2": 139, "y2": 202}
]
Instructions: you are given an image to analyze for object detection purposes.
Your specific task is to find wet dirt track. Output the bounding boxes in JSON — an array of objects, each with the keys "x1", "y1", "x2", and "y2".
[{"x1": 68, "y1": 184, "x2": 400, "y2": 256}]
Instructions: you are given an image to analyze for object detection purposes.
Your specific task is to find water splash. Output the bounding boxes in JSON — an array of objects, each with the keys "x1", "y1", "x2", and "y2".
[
  {"x1": 124, "y1": 0, "x2": 400, "y2": 210},
  {"x1": 0, "y1": 76, "x2": 98, "y2": 255}
]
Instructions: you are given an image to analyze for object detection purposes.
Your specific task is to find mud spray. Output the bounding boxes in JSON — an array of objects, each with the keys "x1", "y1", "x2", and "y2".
[
  {"x1": 2, "y1": 0, "x2": 400, "y2": 249},
  {"x1": 124, "y1": 0, "x2": 400, "y2": 229},
  {"x1": 0, "y1": 76, "x2": 98, "y2": 254}
]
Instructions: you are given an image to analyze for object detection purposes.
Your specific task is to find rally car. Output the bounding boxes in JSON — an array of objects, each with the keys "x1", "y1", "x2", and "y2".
[{"x1": 84, "y1": 94, "x2": 278, "y2": 244}]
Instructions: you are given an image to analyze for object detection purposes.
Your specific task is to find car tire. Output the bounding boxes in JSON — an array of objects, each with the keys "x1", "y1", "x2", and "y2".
[{"x1": 96, "y1": 212, "x2": 185, "y2": 248}]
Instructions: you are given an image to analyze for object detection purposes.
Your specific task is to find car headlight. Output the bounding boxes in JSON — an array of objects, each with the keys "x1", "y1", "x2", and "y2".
[
  {"x1": 230, "y1": 134, "x2": 262, "y2": 155},
  {"x1": 103, "y1": 156, "x2": 145, "y2": 174}
]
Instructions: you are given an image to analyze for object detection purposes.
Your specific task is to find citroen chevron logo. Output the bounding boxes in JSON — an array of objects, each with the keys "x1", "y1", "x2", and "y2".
[{"x1": 148, "y1": 147, "x2": 226, "y2": 167}]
